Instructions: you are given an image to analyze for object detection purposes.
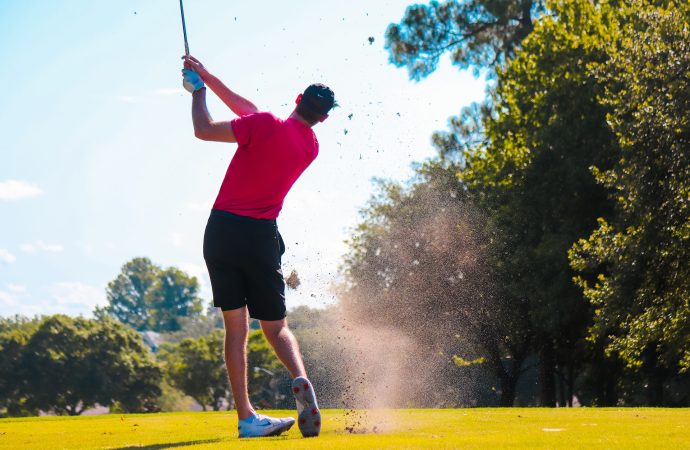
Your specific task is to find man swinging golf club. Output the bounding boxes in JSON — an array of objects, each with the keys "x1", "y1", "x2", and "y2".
[{"x1": 181, "y1": 56, "x2": 335, "y2": 438}]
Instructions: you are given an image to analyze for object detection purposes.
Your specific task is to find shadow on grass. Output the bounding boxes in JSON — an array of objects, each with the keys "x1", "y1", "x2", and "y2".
[{"x1": 113, "y1": 438, "x2": 222, "y2": 450}]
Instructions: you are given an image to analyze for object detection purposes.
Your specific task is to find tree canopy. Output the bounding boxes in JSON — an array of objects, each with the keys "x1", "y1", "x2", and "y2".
[
  {"x1": 159, "y1": 330, "x2": 229, "y2": 411},
  {"x1": 361, "y1": 0, "x2": 690, "y2": 406},
  {"x1": 570, "y1": 3, "x2": 690, "y2": 380},
  {"x1": 1, "y1": 315, "x2": 161, "y2": 416},
  {"x1": 96, "y1": 257, "x2": 203, "y2": 332},
  {"x1": 385, "y1": 0, "x2": 544, "y2": 80}
]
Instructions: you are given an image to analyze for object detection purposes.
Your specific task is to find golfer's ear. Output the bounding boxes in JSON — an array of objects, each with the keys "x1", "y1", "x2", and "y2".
[
  {"x1": 295, "y1": 94, "x2": 302, "y2": 105},
  {"x1": 318, "y1": 114, "x2": 329, "y2": 123}
]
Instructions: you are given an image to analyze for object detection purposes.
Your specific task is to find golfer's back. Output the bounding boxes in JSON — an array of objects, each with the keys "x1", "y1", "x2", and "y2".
[{"x1": 213, "y1": 112, "x2": 319, "y2": 220}]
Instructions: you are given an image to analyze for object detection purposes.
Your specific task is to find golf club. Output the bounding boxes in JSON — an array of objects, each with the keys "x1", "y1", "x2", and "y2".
[{"x1": 179, "y1": 0, "x2": 190, "y2": 56}]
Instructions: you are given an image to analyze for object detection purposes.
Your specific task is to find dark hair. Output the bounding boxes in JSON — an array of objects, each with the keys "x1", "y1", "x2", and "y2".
[{"x1": 296, "y1": 84, "x2": 337, "y2": 125}]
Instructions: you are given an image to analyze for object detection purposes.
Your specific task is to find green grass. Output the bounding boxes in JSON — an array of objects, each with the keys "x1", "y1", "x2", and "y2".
[{"x1": 1, "y1": 408, "x2": 689, "y2": 449}]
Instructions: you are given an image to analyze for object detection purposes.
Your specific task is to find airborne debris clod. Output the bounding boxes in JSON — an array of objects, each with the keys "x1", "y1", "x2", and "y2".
[{"x1": 285, "y1": 269, "x2": 301, "y2": 290}]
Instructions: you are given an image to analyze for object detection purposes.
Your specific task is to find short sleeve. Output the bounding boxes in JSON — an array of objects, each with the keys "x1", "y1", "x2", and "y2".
[{"x1": 230, "y1": 112, "x2": 276, "y2": 146}]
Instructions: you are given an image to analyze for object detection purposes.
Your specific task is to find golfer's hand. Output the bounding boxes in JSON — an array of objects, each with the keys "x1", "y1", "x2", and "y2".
[
  {"x1": 182, "y1": 69, "x2": 205, "y2": 93},
  {"x1": 182, "y1": 55, "x2": 210, "y2": 80}
]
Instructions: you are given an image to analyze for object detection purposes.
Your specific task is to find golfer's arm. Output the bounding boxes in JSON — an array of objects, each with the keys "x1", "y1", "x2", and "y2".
[
  {"x1": 192, "y1": 88, "x2": 236, "y2": 143},
  {"x1": 203, "y1": 73, "x2": 259, "y2": 117}
]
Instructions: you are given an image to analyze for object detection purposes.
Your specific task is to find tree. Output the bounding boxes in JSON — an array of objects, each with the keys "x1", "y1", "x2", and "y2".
[
  {"x1": 149, "y1": 267, "x2": 204, "y2": 332},
  {"x1": 16, "y1": 315, "x2": 161, "y2": 415},
  {"x1": 451, "y1": 0, "x2": 623, "y2": 406},
  {"x1": 385, "y1": 0, "x2": 544, "y2": 80},
  {"x1": 87, "y1": 317, "x2": 163, "y2": 413},
  {"x1": 0, "y1": 315, "x2": 42, "y2": 334},
  {"x1": 97, "y1": 258, "x2": 203, "y2": 332},
  {"x1": 386, "y1": 0, "x2": 637, "y2": 406},
  {"x1": 158, "y1": 301, "x2": 224, "y2": 344},
  {"x1": 160, "y1": 330, "x2": 229, "y2": 411},
  {"x1": 0, "y1": 320, "x2": 39, "y2": 417},
  {"x1": 22, "y1": 315, "x2": 97, "y2": 415},
  {"x1": 98, "y1": 257, "x2": 157, "y2": 331},
  {"x1": 569, "y1": 2, "x2": 690, "y2": 404}
]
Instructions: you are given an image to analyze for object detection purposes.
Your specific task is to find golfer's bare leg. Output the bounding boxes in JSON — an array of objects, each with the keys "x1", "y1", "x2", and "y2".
[
  {"x1": 260, "y1": 318, "x2": 307, "y2": 378},
  {"x1": 222, "y1": 307, "x2": 255, "y2": 420}
]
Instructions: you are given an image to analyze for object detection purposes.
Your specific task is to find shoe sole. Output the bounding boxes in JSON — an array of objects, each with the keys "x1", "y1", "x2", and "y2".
[
  {"x1": 292, "y1": 377, "x2": 321, "y2": 437},
  {"x1": 266, "y1": 420, "x2": 294, "y2": 437}
]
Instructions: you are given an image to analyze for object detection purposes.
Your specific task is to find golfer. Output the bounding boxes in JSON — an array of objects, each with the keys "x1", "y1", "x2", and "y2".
[{"x1": 182, "y1": 55, "x2": 335, "y2": 438}]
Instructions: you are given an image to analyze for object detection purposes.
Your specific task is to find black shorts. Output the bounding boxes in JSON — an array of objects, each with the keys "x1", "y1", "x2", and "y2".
[{"x1": 203, "y1": 209, "x2": 286, "y2": 321}]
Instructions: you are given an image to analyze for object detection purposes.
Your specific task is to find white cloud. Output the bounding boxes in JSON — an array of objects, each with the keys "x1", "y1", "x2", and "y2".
[
  {"x1": 0, "y1": 290, "x2": 18, "y2": 306},
  {"x1": 7, "y1": 284, "x2": 26, "y2": 293},
  {"x1": 0, "y1": 284, "x2": 26, "y2": 307},
  {"x1": 20, "y1": 240, "x2": 64, "y2": 254},
  {"x1": 0, "y1": 180, "x2": 42, "y2": 201},
  {"x1": 0, "y1": 283, "x2": 105, "y2": 317},
  {"x1": 119, "y1": 95, "x2": 138, "y2": 103},
  {"x1": 154, "y1": 88, "x2": 185, "y2": 96},
  {"x1": 0, "y1": 248, "x2": 16, "y2": 263},
  {"x1": 50, "y1": 282, "x2": 106, "y2": 309}
]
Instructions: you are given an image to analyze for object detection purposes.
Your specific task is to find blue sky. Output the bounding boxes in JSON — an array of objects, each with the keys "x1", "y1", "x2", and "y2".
[{"x1": 0, "y1": 0, "x2": 485, "y2": 317}]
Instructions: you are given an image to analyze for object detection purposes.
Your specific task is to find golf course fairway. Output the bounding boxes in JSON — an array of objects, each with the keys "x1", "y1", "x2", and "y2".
[{"x1": 1, "y1": 408, "x2": 688, "y2": 449}]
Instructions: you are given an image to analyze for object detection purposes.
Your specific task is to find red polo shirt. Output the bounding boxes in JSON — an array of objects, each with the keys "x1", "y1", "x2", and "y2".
[{"x1": 212, "y1": 112, "x2": 319, "y2": 220}]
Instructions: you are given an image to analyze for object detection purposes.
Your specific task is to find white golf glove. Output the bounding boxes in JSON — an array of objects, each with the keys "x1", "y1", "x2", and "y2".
[{"x1": 182, "y1": 69, "x2": 205, "y2": 93}]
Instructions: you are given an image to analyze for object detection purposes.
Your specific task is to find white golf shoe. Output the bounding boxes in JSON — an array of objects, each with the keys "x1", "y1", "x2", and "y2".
[
  {"x1": 292, "y1": 376, "x2": 321, "y2": 437},
  {"x1": 237, "y1": 413, "x2": 295, "y2": 438}
]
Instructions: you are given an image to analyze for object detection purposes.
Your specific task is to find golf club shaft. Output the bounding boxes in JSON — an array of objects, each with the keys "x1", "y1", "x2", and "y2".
[{"x1": 179, "y1": 0, "x2": 190, "y2": 56}]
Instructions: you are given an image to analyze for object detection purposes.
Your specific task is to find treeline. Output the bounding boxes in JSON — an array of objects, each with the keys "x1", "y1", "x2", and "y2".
[
  {"x1": 0, "y1": 314, "x2": 160, "y2": 416},
  {"x1": 0, "y1": 259, "x2": 295, "y2": 417},
  {"x1": 0, "y1": 313, "x2": 300, "y2": 416},
  {"x1": 336, "y1": 0, "x2": 689, "y2": 406}
]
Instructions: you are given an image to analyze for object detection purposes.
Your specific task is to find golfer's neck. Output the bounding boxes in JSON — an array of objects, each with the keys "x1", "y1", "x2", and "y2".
[{"x1": 288, "y1": 111, "x2": 313, "y2": 128}]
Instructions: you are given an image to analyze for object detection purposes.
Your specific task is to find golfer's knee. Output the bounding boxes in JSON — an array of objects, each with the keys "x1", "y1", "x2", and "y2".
[
  {"x1": 260, "y1": 318, "x2": 288, "y2": 338},
  {"x1": 224, "y1": 324, "x2": 248, "y2": 346}
]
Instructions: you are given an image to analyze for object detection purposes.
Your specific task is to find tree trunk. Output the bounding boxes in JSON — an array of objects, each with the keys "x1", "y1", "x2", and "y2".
[
  {"x1": 603, "y1": 368, "x2": 619, "y2": 406},
  {"x1": 497, "y1": 352, "x2": 525, "y2": 407},
  {"x1": 499, "y1": 374, "x2": 518, "y2": 406},
  {"x1": 556, "y1": 365, "x2": 567, "y2": 407},
  {"x1": 648, "y1": 371, "x2": 665, "y2": 407},
  {"x1": 539, "y1": 341, "x2": 556, "y2": 407},
  {"x1": 567, "y1": 364, "x2": 575, "y2": 407},
  {"x1": 644, "y1": 347, "x2": 666, "y2": 406},
  {"x1": 194, "y1": 397, "x2": 207, "y2": 411}
]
